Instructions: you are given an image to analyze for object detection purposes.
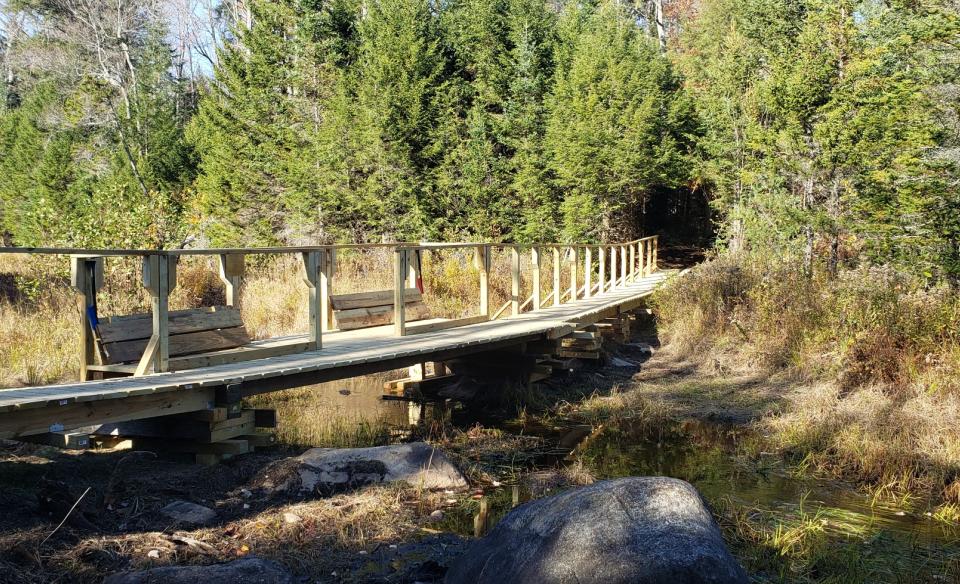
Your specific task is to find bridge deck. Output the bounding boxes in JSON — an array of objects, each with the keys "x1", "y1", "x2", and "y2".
[{"x1": 0, "y1": 271, "x2": 672, "y2": 438}]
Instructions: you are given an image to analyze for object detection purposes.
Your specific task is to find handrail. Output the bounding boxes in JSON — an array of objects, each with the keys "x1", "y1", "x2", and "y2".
[
  {"x1": 0, "y1": 236, "x2": 660, "y2": 257},
  {"x1": 20, "y1": 235, "x2": 658, "y2": 380}
]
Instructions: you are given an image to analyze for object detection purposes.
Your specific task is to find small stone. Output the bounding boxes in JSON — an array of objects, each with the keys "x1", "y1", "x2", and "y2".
[
  {"x1": 147, "y1": 549, "x2": 160, "y2": 559},
  {"x1": 282, "y1": 512, "x2": 302, "y2": 524},
  {"x1": 242, "y1": 503, "x2": 250, "y2": 510},
  {"x1": 428, "y1": 510, "x2": 444, "y2": 522},
  {"x1": 240, "y1": 489, "x2": 252, "y2": 498},
  {"x1": 160, "y1": 500, "x2": 217, "y2": 526}
]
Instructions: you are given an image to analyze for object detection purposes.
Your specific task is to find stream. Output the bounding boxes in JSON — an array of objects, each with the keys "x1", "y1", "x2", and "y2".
[{"x1": 306, "y1": 375, "x2": 960, "y2": 582}]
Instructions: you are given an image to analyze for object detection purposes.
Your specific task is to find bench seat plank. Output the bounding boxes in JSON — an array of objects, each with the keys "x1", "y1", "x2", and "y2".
[
  {"x1": 98, "y1": 306, "x2": 244, "y2": 343},
  {"x1": 335, "y1": 301, "x2": 431, "y2": 331},
  {"x1": 103, "y1": 327, "x2": 252, "y2": 364},
  {"x1": 330, "y1": 289, "x2": 422, "y2": 310}
]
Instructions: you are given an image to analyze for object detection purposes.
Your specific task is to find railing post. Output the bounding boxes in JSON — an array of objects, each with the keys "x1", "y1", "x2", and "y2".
[
  {"x1": 641, "y1": 240, "x2": 648, "y2": 276},
  {"x1": 301, "y1": 251, "x2": 322, "y2": 350},
  {"x1": 394, "y1": 248, "x2": 407, "y2": 335},
  {"x1": 510, "y1": 246, "x2": 521, "y2": 316},
  {"x1": 218, "y1": 253, "x2": 245, "y2": 307},
  {"x1": 629, "y1": 243, "x2": 636, "y2": 283},
  {"x1": 407, "y1": 248, "x2": 419, "y2": 289},
  {"x1": 138, "y1": 253, "x2": 175, "y2": 375},
  {"x1": 553, "y1": 247, "x2": 561, "y2": 306},
  {"x1": 569, "y1": 246, "x2": 578, "y2": 301},
  {"x1": 609, "y1": 246, "x2": 617, "y2": 289},
  {"x1": 320, "y1": 249, "x2": 332, "y2": 331},
  {"x1": 584, "y1": 247, "x2": 592, "y2": 298},
  {"x1": 70, "y1": 255, "x2": 104, "y2": 381},
  {"x1": 598, "y1": 246, "x2": 606, "y2": 294},
  {"x1": 620, "y1": 244, "x2": 627, "y2": 287},
  {"x1": 652, "y1": 236, "x2": 658, "y2": 272},
  {"x1": 645, "y1": 239, "x2": 652, "y2": 276},
  {"x1": 531, "y1": 247, "x2": 541, "y2": 311},
  {"x1": 477, "y1": 245, "x2": 490, "y2": 318}
]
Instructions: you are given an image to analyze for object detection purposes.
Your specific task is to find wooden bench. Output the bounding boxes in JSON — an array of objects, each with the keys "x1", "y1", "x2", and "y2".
[
  {"x1": 330, "y1": 289, "x2": 431, "y2": 330},
  {"x1": 87, "y1": 306, "x2": 253, "y2": 376}
]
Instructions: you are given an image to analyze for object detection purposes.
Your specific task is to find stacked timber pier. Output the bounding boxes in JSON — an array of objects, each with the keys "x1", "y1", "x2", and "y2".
[{"x1": 0, "y1": 237, "x2": 671, "y2": 460}]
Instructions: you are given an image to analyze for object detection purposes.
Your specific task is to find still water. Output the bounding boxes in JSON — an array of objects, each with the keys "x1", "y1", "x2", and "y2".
[{"x1": 309, "y1": 375, "x2": 960, "y2": 581}]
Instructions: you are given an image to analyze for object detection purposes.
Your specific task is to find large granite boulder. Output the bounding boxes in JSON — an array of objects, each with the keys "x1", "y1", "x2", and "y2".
[
  {"x1": 268, "y1": 442, "x2": 467, "y2": 496},
  {"x1": 103, "y1": 557, "x2": 292, "y2": 584},
  {"x1": 445, "y1": 477, "x2": 748, "y2": 584}
]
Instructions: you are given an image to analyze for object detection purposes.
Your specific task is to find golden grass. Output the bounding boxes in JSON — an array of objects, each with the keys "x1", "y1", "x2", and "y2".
[{"x1": 654, "y1": 254, "x2": 960, "y2": 507}]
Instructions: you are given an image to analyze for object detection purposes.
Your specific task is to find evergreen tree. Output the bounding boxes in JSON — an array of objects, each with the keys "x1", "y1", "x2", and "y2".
[
  {"x1": 546, "y1": 0, "x2": 692, "y2": 242},
  {"x1": 347, "y1": 0, "x2": 449, "y2": 239}
]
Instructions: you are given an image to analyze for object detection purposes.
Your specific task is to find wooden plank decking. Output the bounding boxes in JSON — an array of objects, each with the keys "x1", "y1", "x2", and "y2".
[{"x1": 0, "y1": 271, "x2": 673, "y2": 438}]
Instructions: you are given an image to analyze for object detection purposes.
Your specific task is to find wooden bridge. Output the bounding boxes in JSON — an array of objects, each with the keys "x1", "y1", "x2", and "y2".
[{"x1": 0, "y1": 237, "x2": 671, "y2": 452}]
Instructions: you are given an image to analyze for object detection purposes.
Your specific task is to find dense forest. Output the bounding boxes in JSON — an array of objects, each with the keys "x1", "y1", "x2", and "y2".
[{"x1": 0, "y1": 0, "x2": 958, "y2": 278}]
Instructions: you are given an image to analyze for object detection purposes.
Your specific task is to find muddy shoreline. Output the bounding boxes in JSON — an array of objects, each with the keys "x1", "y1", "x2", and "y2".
[{"x1": 1, "y1": 329, "x2": 958, "y2": 583}]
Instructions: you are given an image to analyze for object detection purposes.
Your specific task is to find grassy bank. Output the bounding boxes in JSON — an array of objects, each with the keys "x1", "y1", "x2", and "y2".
[{"x1": 651, "y1": 254, "x2": 960, "y2": 513}]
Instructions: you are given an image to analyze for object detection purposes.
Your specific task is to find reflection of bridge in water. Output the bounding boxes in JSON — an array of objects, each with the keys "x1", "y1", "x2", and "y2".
[{"x1": 0, "y1": 237, "x2": 671, "y2": 459}]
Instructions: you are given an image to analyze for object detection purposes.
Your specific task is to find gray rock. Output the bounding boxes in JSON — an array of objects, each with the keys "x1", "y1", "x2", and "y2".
[
  {"x1": 281, "y1": 442, "x2": 467, "y2": 495},
  {"x1": 103, "y1": 557, "x2": 293, "y2": 584},
  {"x1": 159, "y1": 500, "x2": 217, "y2": 526},
  {"x1": 445, "y1": 477, "x2": 749, "y2": 584}
]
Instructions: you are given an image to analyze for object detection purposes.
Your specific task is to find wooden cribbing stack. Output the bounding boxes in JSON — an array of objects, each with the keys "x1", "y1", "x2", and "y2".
[
  {"x1": 93, "y1": 407, "x2": 277, "y2": 465},
  {"x1": 558, "y1": 329, "x2": 602, "y2": 360}
]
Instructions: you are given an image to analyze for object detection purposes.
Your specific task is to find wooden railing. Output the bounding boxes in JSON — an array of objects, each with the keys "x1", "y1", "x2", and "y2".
[{"x1": 0, "y1": 236, "x2": 658, "y2": 377}]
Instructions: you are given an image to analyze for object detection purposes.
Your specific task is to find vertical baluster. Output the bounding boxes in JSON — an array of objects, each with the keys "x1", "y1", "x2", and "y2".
[
  {"x1": 511, "y1": 247, "x2": 521, "y2": 316},
  {"x1": 394, "y1": 248, "x2": 407, "y2": 335},
  {"x1": 301, "y1": 251, "x2": 322, "y2": 350},
  {"x1": 584, "y1": 247, "x2": 592, "y2": 298},
  {"x1": 609, "y1": 246, "x2": 617, "y2": 289},
  {"x1": 478, "y1": 245, "x2": 490, "y2": 318},
  {"x1": 531, "y1": 247, "x2": 541, "y2": 310},
  {"x1": 598, "y1": 246, "x2": 606, "y2": 294},
  {"x1": 569, "y1": 246, "x2": 578, "y2": 301},
  {"x1": 553, "y1": 247, "x2": 561, "y2": 306}
]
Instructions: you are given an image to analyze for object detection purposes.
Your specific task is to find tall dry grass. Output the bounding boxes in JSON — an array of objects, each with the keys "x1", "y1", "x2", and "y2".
[{"x1": 653, "y1": 254, "x2": 960, "y2": 507}]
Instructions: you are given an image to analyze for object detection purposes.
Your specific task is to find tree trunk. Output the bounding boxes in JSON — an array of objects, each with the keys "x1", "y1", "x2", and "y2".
[{"x1": 653, "y1": 0, "x2": 667, "y2": 51}]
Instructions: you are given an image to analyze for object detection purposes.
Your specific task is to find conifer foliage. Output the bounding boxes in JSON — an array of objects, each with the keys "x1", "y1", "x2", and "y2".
[{"x1": 1, "y1": 0, "x2": 958, "y2": 281}]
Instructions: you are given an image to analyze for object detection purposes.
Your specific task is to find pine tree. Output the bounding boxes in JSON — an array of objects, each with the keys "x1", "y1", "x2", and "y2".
[
  {"x1": 347, "y1": 0, "x2": 449, "y2": 239},
  {"x1": 546, "y1": 0, "x2": 691, "y2": 242}
]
